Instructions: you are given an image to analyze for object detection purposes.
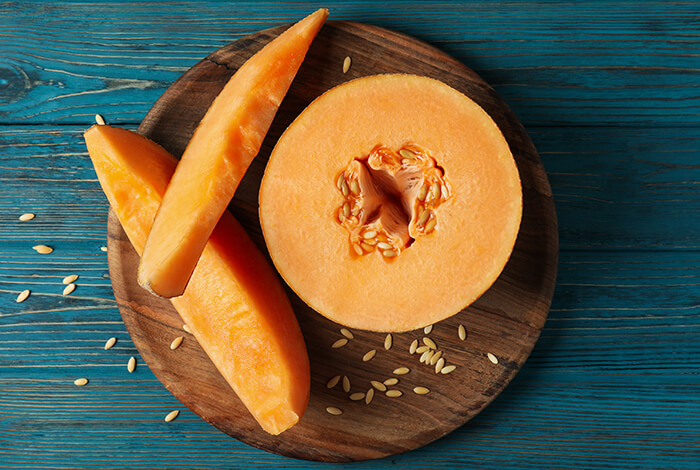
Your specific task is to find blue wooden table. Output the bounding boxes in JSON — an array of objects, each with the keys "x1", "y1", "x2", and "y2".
[{"x1": 1, "y1": 1, "x2": 699, "y2": 468}]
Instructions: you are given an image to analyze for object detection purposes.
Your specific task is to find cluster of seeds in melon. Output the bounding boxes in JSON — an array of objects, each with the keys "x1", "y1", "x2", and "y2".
[{"x1": 335, "y1": 143, "x2": 451, "y2": 259}]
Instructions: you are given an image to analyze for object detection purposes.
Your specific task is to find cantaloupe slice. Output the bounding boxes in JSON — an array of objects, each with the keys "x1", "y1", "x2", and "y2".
[
  {"x1": 84, "y1": 124, "x2": 309, "y2": 435},
  {"x1": 259, "y1": 74, "x2": 522, "y2": 332},
  {"x1": 138, "y1": 8, "x2": 328, "y2": 298}
]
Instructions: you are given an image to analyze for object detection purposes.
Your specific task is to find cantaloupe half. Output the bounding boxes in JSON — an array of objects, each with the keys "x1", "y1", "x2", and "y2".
[
  {"x1": 138, "y1": 8, "x2": 328, "y2": 298},
  {"x1": 259, "y1": 74, "x2": 522, "y2": 332},
  {"x1": 84, "y1": 124, "x2": 309, "y2": 435}
]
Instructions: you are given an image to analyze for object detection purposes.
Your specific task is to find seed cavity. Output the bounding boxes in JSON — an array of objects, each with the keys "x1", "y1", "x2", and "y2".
[
  {"x1": 393, "y1": 367, "x2": 410, "y2": 375},
  {"x1": 487, "y1": 352, "x2": 499, "y2": 364},
  {"x1": 342, "y1": 56, "x2": 351, "y2": 73},
  {"x1": 362, "y1": 349, "x2": 377, "y2": 362},
  {"x1": 409, "y1": 339, "x2": 418, "y2": 354},
  {"x1": 16, "y1": 290, "x2": 30, "y2": 303},
  {"x1": 104, "y1": 337, "x2": 117, "y2": 350},
  {"x1": 327, "y1": 375, "x2": 341, "y2": 389},
  {"x1": 377, "y1": 242, "x2": 392, "y2": 250},
  {"x1": 349, "y1": 392, "x2": 365, "y2": 401},
  {"x1": 326, "y1": 406, "x2": 343, "y2": 415},
  {"x1": 385, "y1": 390, "x2": 402, "y2": 398},
  {"x1": 413, "y1": 386, "x2": 430, "y2": 395},
  {"x1": 342, "y1": 376, "x2": 351, "y2": 393},
  {"x1": 164, "y1": 410, "x2": 179, "y2": 422},
  {"x1": 74, "y1": 378, "x2": 88, "y2": 386},
  {"x1": 384, "y1": 334, "x2": 393, "y2": 350},
  {"x1": 340, "y1": 328, "x2": 354, "y2": 339},
  {"x1": 332, "y1": 338, "x2": 348, "y2": 348},
  {"x1": 62, "y1": 283, "x2": 76, "y2": 296},
  {"x1": 458, "y1": 324, "x2": 466, "y2": 341},
  {"x1": 19, "y1": 213, "x2": 35, "y2": 221},
  {"x1": 371, "y1": 380, "x2": 387, "y2": 391},
  {"x1": 62, "y1": 274, "x2": 79, "y2": 284},
  {"x1": 127, "y1": 356, "x2": 136, "y2": 373},
  {"x1": 33, "y1": 245, "x2": 53, "y2": 254},
  {"x1": 382, "y1": 250, "x2": 397, "y2": 258}
]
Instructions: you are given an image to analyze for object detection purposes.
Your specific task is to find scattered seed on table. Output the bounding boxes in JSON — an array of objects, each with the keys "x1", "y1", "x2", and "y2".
[
  {"x1": 440, "y1": 365, "x2": 456, "y2": 374},
  {"x1": 423, "y1": 337, "x2": 437, "y2": 349},
  {"x1": 95, "y1": 113, "x2": 106, "y2": 125},
  {"x1": 362, "y1": 349, "x2": 377, "y2": 362},
  {"x1": 386, "y1": 390, "x2": 402, "y2": 398},
  {"x1": 384, "y1": 378, "x2": 399, "y2": 386},
  {"x1": 458, "y1": 324, "x2": 467, "y2": 341},
  {"x1": 365, "y1": 388, "x2": 374, "y2": 404},
  {"x1": 62, "y1": 283, "x2": 76, "y2": 296},
  {"x1": 393, "y1": 367, "x2": 410, "y2": 375},
  {"x1": 487, "y1": 352, "x2": 499, "y2": 364},
  {"x1": 100, "y1": 246, "x2": 108, "y2": 252},
  {"x1": 18, "y1": 213, "x2": 35, "y2": 221},
  {"x1": 127, "y1": 356, "x2": 136, "y2": 373},
  {"x1": 33, "y1": 245, "x2": 53, "y2": 254},
  {"x1": 384, "y1": 334, "x2": 393, "y2": 350},
  {"x1": 340, "y1": 328, "x2": 354, "y2": 339},
  {"x1": 413, "y1": 386, "x2": 430, "y2": 395},
  {"x1": 182, "y1": 324, "x2": 192, "y2": 334},
  {"x1": 419, "y1": 350, "x2": 431, "y2": 363},
  {"x1": 416, "y1": 345, "x2": 429, "y2": 354},
  {"x1": 332, "y1": 338, "x2": 348, "y2": 348},
  {"x1": 62, "y1": 274, "x2": 79, "y2": 285},
  {"x1": 16, "y1": 290, "x2": 30, "y2": 303},
  {"x1": 342, "y1": 376, "x2": 350, "y2": 393},
  {"x1": 327, "y1": 375, "x2": 341, "y2": 389},
  {"x1": 170, "y1": 336, "x2": 184, "y2": 350},
  {"x1": 435, "y1": 357, "x2": 445, "y2": 374},
  {"x1": 349, "y1": 392, "x2": 365, "y2": 401},
  {"x1": 326, "y1": 406, "x2": 342, "y2": 415},
  {"x1": 409, "y1": 339, "x2": 418, "y2": 354},
  {"x1": 342, "y1": 56, "x2": 352, "y2": 73},
  {"x1": 424, "y1": 324, "x2": 433, "y2": 334},
  {"x1": 104, "y1": 337, "x2": 117, "y2": 350},
  {"x1": 371, "y1": 380, "x2": 387, "y2": 391},
  {"x1": 430, "y1": 350, "x2": 442, "y2": 365},
  {"x1": 73, "y1": 378, "x2": 88, "y2": 386},
  {"x1": 164, "y1": 410, "x2": 179, "y2": 422}
]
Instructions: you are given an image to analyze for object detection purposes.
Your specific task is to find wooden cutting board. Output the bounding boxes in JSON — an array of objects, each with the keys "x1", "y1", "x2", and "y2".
[{"x1": 107, "y1": 20, "x2": 558, "y2": 462}]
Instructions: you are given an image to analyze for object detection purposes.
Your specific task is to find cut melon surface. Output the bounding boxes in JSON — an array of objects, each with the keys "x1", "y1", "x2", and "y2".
[
  {"x1": 84, "y1": 124, "x2": 309, "y2": 435},
  {"x1": 259, "y1": 74, "x2": 522, "y2": 332}
]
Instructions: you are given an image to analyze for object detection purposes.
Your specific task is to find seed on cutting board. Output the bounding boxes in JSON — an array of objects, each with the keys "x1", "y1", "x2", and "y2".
[
  {"x1": 62, "y1": 274, "x2": 79, "y2": 285},
  {"x1": 365, "y1": 388, "x2": 374, "y2": 404},
  {"x1": 424, "y1": 324, "x2": 433, "y2": 334},
  {"x1": 182, "y1": 324, "x2": 192, "y2": 334},
  {"x1": 164, "y1": 410, "x2": 179, "y2": 422},
  {"x1": 349, "y1": 392, "x2": 365, "y2": 401},
  {"x1": 100, "y1": 246, "x2": 108, "y2": 252},
  {"x1": 326, "y1": 406, "x2": 343, "y2": 416},
  {"x1": 33, "y1": 245, "x2": 53, "y2": 254},
  {"x1": 331, "y1": 338, "x2": 348, "y2": 348},
  {"x1": 170, "y1": 336, "x2": 184, "y2": 350},
  {"x1": 62, "y1": 283, "x2": 76, "y2": 296},
  {"x1": 73, "y1": 378, "x2": 88, "y2": 386},
  {"x1": 342, "y1": 56, "x2": 351, "y2": 73},
  {"x1": 18, "y1": 213, "x2": 35, "y2": 221},
  {"x1": 104, "y1": 337, "x2": 117, "y2": 350},
  {"x1": 415, "y1": 345, "x2": 429, "y2": 354},
  {"x1": 362, "y1": 349, "x2": 377, "y2": 362},
  {"x1": 419, "y1": 350, "x2": 432, "y2": 363},
  {"x1": 95, "y1": 113, "x2": 106, "y2": 125},
  {"x1": 340, "y1": 328, "x2": 354, "y2": 339},
  {"x1": 326, "y1": 375, "x2": 341, "y2": 389},
  {"x1": 386, "y1": 390, "x2": 402, "y2": 398},
  {"x1": 127, "y1": 356, "x2": 136, "y2": 373},
  {"x1": 430, "y1": 350, "x2": 442, "y2": 365},
  {"x1": 16, "y1": 290, "x2": 30, "y2": 303},
  {"x1": 435, "y1": 357, "x2": 445, "y2": 373},
  {"x1": 423, "y1": 337, "x2": 437, "y2": 349},
  {"x1": 342, "y1": 376, "x2": 350, "y2": 393},
  {"x1": 371, "y1": 380, "x2": 387, "y2": 391},
  {"x1": 393, "y1": 367, "x2": 410, "y2": 375},
  {"x1": 458, "y1": 324, "x2": 466, "y2": 341},
  {"x1": 384, "y1": 334, "x2": 392, "y2": 350},
  {"x1": 383, "y1": 378, "x2": 399, "y2": 386},
  {"x1": 487, "y1": 352, "x2": 499, "y2": 364},
  {"x1": 440, "y1": 365, "x2": 456, "y2": 374},
  {"x1": 409, "y1": 339, "x2": 418, "y2": 354},
  {"x1": 413, "y1": 386, "x2": 430, "y2": 395}
]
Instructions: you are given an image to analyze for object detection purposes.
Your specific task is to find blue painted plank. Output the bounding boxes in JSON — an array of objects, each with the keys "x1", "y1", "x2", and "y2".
[{"x1": 0, "y1": 1, "x2": 698, "y2": 126}]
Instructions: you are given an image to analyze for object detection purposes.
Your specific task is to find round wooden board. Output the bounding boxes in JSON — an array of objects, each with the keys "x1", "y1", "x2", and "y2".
[{"x1": 107, "y1": 21, "x2": 558, "y2": 462}]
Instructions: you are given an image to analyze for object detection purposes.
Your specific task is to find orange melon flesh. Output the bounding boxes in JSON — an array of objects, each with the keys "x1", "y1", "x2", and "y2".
[
  {"x1": 84, "y1": 124, "x2": 309, "y2": 435},
  {"x1": 259, "y1": 74, "x2": 522, "y2": 332},
  {"x1": 138, "y1": 8, "x2": 328, "y2": 298}
]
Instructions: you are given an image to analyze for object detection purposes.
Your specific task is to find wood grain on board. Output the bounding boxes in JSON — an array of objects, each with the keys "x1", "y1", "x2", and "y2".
[{"x1": 103, "y1": 21, "x2": 557, "y2": 461}]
